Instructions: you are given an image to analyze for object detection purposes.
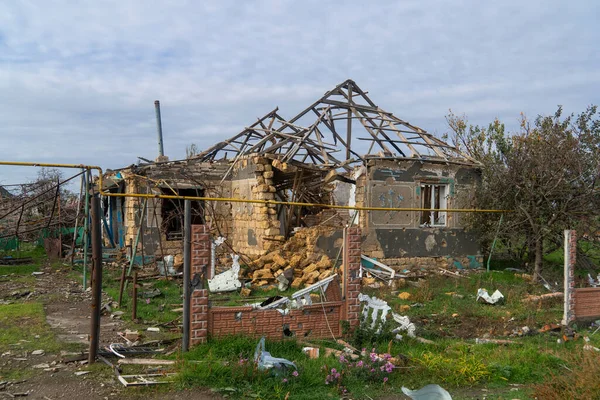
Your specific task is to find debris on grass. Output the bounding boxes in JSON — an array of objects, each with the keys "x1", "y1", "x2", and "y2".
[
  {"x1": 522, "y1": 292, "x2": 563, "y2": 303},
  {"x1": 254, "y1": 337, "x2": 296, "y2": 372},
  {"x1": 398, "y1": 292, "x2": 411, "y2": 300},
  {"x1": 402, "y1": 384, "x2": 452, "y2": 400},
  {"x1": 475, "y1": 338, "x2": 520, "y2": 345},
  {"x1": 476, "y1": 288, "x2": 504, "y2": 305}
]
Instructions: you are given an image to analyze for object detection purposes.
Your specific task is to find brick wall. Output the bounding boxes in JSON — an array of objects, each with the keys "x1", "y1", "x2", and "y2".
[
  {"x1": 188, "y1": 225, "x2": 362, "y2": 345},
  {"x1": 210, "y1": 303, "x2": 343, "y2": 339}
]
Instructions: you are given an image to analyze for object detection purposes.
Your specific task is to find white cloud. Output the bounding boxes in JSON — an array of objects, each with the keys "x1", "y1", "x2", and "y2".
[{"x1": 0, "y1": 0, "x2": 598, "y2": 185}]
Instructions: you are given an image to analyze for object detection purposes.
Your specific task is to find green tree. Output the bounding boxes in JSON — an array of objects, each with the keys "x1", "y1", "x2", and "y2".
[{"x1": 448, "y1": 106, "x2": 600, "y2": 280}]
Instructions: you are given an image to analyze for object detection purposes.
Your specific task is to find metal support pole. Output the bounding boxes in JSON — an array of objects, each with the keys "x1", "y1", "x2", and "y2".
[
  {"x1": 83, "y1": 169, "x2": 90, "y2": 289},
  {"x1": 155, "y1": 100, "x2": 165, "y2": 157},
  {"x1": 182, "y1": 200, "x2": 191, "y2": 352},
  {"x1": 487, "y1": 214, "x2": 504, "y2": 272},
  {"x1": 88, "y1": 196, "x2": 103, "y2": 364},
  {"x1": 132, "y1": 272, "x2": 138, "y2": 321}
]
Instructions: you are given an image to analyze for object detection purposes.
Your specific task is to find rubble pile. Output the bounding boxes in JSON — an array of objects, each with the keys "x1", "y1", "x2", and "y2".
[{"x1": 244, "y1": 227, "x2": 339, "y2": 289}]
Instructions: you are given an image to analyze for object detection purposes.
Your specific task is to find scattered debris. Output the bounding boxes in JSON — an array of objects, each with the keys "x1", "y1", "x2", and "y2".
[
  {"x1": 32, "y1": 363, "x2": 50, "y2": 369},
  {"x1": 583, "y1": 337, "x2": 600, "y2": 352},
  {"x1": 117, "y1": 373, "x2": 175, "y2": 387},
  {"x1": 254, "y1": 337, "x2": 296, "y2": 372},
  {"x1": 475, "y1": 338, "x2": 520, "y2": 345},
  {"x1": 290, "y1": 274, "x2": 338, "y2": 306},
  {"x1": 438, "y1": 269, "x2": 466, "y2": 279},
  {"x1": 398, "y1": 292, "x2": 412, "y2": 300},
  {"x1": 117, "y1": 358, "x2": 176, "y2": 366},
  {"x1": 146, "y1": 327, "x2": 160, "y2": 332},
  {"x1": 302, "y1": 347, "x2": 320, "y2": 359},
  {"x1": 476, "y1": 288, "x2": 504, "y2": 305},
  {"x1": 402, "y1": 384, "x2": 452, "y2": 400},
  {"x1": 538, "y1": 323, "x2": 561, "y2": 333},
  {"x1": 360, "y1": 255, "x2": 395, "y2": 286},
  {"x1": 208, "y1": 254, "x2": 242, "y2": 293},
  {"x1": 588, "y1": 274, "x2": 600, "y2": 287},
  {"x1": 30, "y1": 350, "x2": 44, "y2": 356},
  {"x1": 74, "y1": 371, "x2": 90, "y2": 376},
  {"x1": 522, "y1": 292, "x2": 563, "y2": 303},
  {"x1": 141, "y1": 288, "x2": 162, "y2": 299}
]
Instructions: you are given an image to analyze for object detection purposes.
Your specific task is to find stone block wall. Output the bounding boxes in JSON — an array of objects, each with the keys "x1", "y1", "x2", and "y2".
[{"x1": 229, "y1": 157, "x2": 281, "y2": 258}]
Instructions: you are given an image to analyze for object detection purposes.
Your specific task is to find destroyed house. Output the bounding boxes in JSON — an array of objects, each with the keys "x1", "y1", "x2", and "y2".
[{"x1": 101, "y1": 79, "x2": 482, "y2": 273}]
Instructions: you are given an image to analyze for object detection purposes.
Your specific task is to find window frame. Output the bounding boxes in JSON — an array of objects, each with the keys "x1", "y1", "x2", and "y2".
[{"x1": 419, "y1": 183, "x2": 448, "y2": 227}]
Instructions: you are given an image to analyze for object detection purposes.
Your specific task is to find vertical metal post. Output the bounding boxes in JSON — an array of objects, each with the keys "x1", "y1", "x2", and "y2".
[
  {"x1": 487, "y1": 214, "x2": 504, "y2": 272},
  {"x1": 70, "y1": 169, "x2": 85, "y2": 266},
  {"x1": 346, "y1": 82, "x2": 352, "y2": 160},
  {"x1": 182, "y1": 200, "x2": 191, "y2": 352},
  {"x1": 132, "y1": 272, "x2": 138, "y2": 321},
  {"x1": 88, "y1": 196, "x2": 102, "y2": 364},
  {"x1": 155, "y1": 100, "x2": 165, "y2": 157},
  {"x1": 83, "y1": 169, "x2": 90, "y2": 289}
]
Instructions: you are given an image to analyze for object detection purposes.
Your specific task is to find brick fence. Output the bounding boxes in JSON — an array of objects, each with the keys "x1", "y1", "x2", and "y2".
[
  {"x1": 189, "y1": 225, "x2": 362, "y2": 345},
  {"x1": 563, "y1": 230, "x2": 600, "y2": 323}
]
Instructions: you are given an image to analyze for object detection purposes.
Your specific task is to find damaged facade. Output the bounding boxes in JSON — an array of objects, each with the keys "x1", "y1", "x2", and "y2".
[{"x1": 101, "y1": 79, "x2": 482, "y2": 280}]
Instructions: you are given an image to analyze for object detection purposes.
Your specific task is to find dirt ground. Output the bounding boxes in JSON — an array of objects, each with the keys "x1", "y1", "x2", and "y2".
[{"x1": 0, "y1": 264, "x2": 221, "y2": 399}]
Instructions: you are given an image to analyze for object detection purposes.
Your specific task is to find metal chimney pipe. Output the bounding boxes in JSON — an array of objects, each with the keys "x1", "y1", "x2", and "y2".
[{"x1": 154, "y1": 100, "x2": 165, "y2": 157}]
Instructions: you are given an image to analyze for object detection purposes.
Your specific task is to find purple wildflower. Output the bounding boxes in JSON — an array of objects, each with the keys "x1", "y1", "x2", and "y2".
[
  {"x1": 282, "y1": 378, "x2": 288, "y2": 383},
  {"x1": 292, "y1": 370, "x2": 299, "y2": 377},
  {"x1": 383, "y1": 377, "x2": 388, "y2": 384}
]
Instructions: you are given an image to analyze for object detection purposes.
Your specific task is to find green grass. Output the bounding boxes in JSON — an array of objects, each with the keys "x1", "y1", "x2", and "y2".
[
  {"x1": 0, "y1": 302, "x2": 61, "y2": 353},
  {"x1": 0, "y1": 264, "x2": 40, "y2": 275}
]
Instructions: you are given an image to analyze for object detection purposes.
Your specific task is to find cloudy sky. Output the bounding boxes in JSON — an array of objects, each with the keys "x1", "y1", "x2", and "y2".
[{"x1": 0, "y1": 0, "x2": 598, "y2": 187}]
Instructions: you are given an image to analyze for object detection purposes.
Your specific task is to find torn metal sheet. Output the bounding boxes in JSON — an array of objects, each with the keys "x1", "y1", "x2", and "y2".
[
  {"x1": 254, "y1": 337, "x2": 296, "y2": 372},
  {"x1": 291, "y1": 274, "x2": 337, "y2": 306},
  {"x1": 360, "y1": 255, "x2": 395, "y2": 286},
  {"x1": 208, "y1": 254, "x2": 242, "y2": 293},
  {"x1": 476, "y1": 288, "x2": 504, "y2": 305},
  {"x1": 402, "y1": 384, "x2": 452, "y2": 400}
]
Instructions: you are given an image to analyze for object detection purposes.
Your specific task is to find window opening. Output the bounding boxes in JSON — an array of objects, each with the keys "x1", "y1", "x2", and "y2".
[
  {"x1": 161, "y1": 188, "x2": 205, "y2": 241},
  {"x1": 420, "y1": 184, "x2": 447, "y2": 226}
]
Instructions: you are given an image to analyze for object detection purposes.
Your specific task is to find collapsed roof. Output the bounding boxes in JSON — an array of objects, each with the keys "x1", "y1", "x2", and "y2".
[{"x1": 193, "y1": 79, "x2": 477, "y2": 171}]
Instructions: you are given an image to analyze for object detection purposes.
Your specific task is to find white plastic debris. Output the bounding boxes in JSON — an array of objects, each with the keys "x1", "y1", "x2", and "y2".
[
  {"x1": 358, "y1": 293, "x2": 416, "y2": 337},
  {"x1": 401, "y1": 384, "x2": 452, "y2": 400},
  {"x1": 391, "y1": 313, "x2": 416, "y2": 338},
  {"x1": 476, "y1": 288, "x2": 504, "y2": 305},
  {"x1": 254, "y1": 337, "x2": 296, "y2": 372},
  {"x1": 208, "y1": 254, "x2": 242, "y2": 293}
]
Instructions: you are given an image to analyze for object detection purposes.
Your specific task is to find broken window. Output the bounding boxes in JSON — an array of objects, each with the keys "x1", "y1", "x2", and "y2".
[
  {"x1": 420, "y1": 184, "x2": 448, "y2": 226},
  {"x1": 161, "y1": 188, "x2": 205, "y2": 241}
]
